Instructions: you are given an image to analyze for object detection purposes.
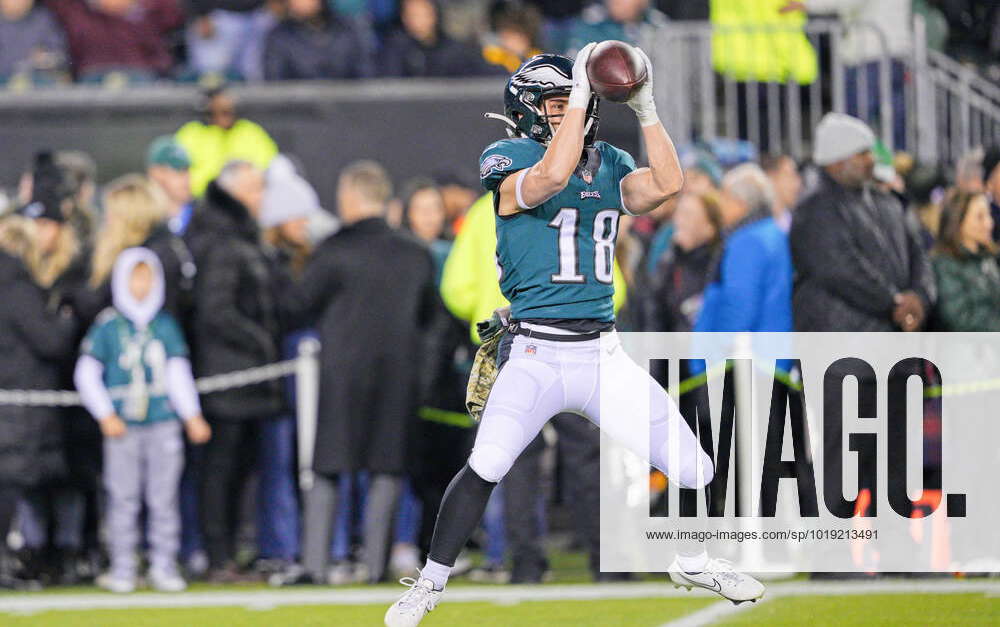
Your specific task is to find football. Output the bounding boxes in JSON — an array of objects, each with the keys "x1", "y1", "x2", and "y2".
[{"x1": 585, "y1": 40, "x2": 648, "y2": 103}]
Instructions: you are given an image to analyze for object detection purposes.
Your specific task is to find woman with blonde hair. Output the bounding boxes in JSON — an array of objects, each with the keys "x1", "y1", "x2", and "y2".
[
  {"x1": 0, "y1": 215, "x2": 77, "y2": 588},
  {"x1": 84, "y1": 174, "x2": 195, "y2": 323},
  {"x1": 14, "y1": 163, "x2": 96, "y2": 587},
  {"x1": 19, "y1": 154, "x2": 83, "y2": 294}
]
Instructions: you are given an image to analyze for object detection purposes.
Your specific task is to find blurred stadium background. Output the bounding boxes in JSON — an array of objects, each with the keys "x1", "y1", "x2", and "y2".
[{"x1": 1, "y1": 0, "x2": 999, "y2": 625}]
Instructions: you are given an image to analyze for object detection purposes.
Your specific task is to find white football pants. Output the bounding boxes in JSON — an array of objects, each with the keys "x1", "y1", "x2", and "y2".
[{"x1": 469, "y1": 329, "x2": 714, "y2": 488}]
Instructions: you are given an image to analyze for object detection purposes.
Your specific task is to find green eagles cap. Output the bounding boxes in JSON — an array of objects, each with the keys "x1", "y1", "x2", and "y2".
[
  {"x1": 872, "y1": 139, "x2": 895, "y2": 184},
  {"x1": 147, "y1": 136, "x2": 191, "y2": 170}
]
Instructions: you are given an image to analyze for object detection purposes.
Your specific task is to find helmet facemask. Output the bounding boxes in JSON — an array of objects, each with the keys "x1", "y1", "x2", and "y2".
[
  {"x1": 534, "y1": 92, "x2": 600, "y2": 146},
  {"x1": 486, "y1": 53, "x2": 601, "y2": 146}
]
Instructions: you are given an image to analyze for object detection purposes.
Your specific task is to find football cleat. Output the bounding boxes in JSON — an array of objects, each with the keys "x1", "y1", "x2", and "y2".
[
  {"x1": 384, "y1": 576, "x2": 443, "y2": 627},
  {"x1": 668, "y1": 557, "x2": 765, "y2": 605}
]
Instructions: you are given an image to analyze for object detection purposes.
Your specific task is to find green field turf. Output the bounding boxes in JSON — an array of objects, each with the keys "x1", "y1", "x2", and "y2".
[
  {"x1": 718, "y1": 593, "x2": 1000, "y2": 627},
  {"x1": 2, "y1": 548, "x2": 997, "y2": 626},
  {"x1": 4, "y1": 591, "x2": 1000, "y2": 626},
  {"x1": 1, "y1": 597, "x2": 714, "y2": 627}
]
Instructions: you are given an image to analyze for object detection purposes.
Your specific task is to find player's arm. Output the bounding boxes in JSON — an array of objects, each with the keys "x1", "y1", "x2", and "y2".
[
  {"x1": 620, "y1": 124, "x2": 684, "y2": 215},
  {"x1": 497, "y1": 43, "x2": 596, "y2": 216},
  {"x1": 497, "y1": 108, "x2": 586, "y2": 216},
  {"x1": 619, "y1": 48, "x2": 685, "y2": 216}
]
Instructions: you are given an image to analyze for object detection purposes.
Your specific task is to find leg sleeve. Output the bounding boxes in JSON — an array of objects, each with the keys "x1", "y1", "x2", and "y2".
[
  {"x1": 425, "y1": 353, "x2": 565, "y2": 568},
  {"x1": 426, "y1": 463, "x2": 496, "y2": 568}
]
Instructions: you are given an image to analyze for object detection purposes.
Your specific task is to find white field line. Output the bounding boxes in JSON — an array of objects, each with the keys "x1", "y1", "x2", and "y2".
[
  {"x1": 657, "y1": 580, "x2": 1000, "y2": 627},
  {"x1": 659, "y1": 596, "x2": 768, "y2": 627},
  {"x1": 0, "y1": 579, "x2": 997, "y2": 616},
  {"x1": 0, "y1": 583, "x2": 678, "y2": 614}
]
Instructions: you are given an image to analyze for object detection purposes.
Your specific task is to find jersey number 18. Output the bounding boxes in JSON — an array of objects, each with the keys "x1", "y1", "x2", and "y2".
[{"x1": 549, "y1": 208, "x2": 620, "y2": 285}]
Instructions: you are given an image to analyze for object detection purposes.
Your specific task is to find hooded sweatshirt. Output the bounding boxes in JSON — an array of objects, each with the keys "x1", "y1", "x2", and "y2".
[{"x1": 75, "y1": 247, "x2": 201, "y2": 424}]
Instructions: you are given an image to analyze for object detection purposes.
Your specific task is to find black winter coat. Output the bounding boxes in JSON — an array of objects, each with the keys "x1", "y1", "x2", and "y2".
[
  {"x1": 417, "y1": 287, "x2": 472, "y2": 416},
  {"x1": 185, "y1": 182, "x2": 284, "y2": 420},
  {"x1": 0, "y1": 251, "x2": 77, "y2": 487},
  {"x1": 38, "y1": 243, "x2": 104, "y2": 491},
  {"x1": 144, "y1": 223, "x2": 197, "y2": 325},
  {"x1": 263, "y1": 16, "x2": 374, "y2": 80},
  {"x1": 648, "y1": 243, "x2": 718, "y2": 333},
  {"x1": 790, "y1": 172, "x2": 936, "y2": 331},
  {"x1": 285, "y1": 217, "x2": 437, "y2": 475},
  {"x1": 379, "y1": 28, "x2": 488, "y2": 78}
]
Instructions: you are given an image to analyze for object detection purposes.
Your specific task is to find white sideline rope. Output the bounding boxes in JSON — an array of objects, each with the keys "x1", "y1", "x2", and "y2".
[
  {"x1": 0, "y1": 358, "x2": 300, "y2": 407},
  {"x1": 193, "y1": 359, "x2": 298, "y2": 394}
]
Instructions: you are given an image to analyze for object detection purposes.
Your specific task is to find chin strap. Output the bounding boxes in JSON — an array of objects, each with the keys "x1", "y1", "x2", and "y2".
[{"x1": 484, "y1": 112, "x2": 520, "y2": 137}]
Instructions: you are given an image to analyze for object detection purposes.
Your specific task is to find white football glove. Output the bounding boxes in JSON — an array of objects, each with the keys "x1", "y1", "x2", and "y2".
[
  {"x1": 569, "y1": 42, "x2": 597, "y2": 111},
  {"x1": 626, "y1": 46, "x2": 659, "y2": 127}
]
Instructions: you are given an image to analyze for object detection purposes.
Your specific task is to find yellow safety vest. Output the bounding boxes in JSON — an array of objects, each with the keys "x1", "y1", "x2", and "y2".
[
  {"x1": 175, "y1": 119, "x2": 278, "y2": 197},
  {"x1": 710, "y1": 0, "x2": 818, "y2": 84}
]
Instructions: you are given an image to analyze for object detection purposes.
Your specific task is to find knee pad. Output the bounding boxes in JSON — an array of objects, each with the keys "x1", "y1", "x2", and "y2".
[{"x1": 468, "y1": 443, "x2": 516, "y2": 483}]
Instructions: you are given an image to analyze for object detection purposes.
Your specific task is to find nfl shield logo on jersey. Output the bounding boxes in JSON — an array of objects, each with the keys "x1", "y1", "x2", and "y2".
[{"x1": 525, "y1": 344, "x2": 537, "y2": 355}]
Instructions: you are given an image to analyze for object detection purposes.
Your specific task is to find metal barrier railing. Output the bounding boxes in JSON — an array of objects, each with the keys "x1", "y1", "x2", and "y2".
[
  {"x1": 642, "y1": 15, "x2": 1000, "y2": 167},
  {"x1": 917, "y1": 47, "x2": 1000, "y2": 166},
  {"x1": 642, "y1": 19, "x2": 895, "y2": 159}
]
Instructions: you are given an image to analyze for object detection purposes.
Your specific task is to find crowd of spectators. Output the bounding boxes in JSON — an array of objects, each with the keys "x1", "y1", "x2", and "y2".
[
  {"x1": 0, "y1": 0, "x2": 647, "y2": 86},
  {"x1": 2, "y1": 0, "x2": 990, "y2": 88}
]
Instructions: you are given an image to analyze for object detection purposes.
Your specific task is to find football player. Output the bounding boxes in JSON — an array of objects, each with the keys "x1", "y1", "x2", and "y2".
[{"x1": 385, "y1": 43, "x2": 765, "y2": 627}]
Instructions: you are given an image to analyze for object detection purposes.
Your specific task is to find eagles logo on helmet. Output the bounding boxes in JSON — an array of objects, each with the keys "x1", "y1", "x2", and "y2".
[{"x1": 484, "y1": 54, "x2": 600, "y2": 146}]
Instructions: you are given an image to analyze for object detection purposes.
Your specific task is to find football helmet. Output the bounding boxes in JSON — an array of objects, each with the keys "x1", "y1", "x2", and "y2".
[{"x1": 486, "y1": 54, "x2": 600, "y2": 146}]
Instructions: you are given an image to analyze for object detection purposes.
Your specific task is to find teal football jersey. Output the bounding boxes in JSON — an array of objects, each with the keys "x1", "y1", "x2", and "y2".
[
  {"x1": 480, "y1": 138, "x2": 636, "y2": 321},
  {"x1": 81, "y1": 309, "x2": 189, "y2": 424}
]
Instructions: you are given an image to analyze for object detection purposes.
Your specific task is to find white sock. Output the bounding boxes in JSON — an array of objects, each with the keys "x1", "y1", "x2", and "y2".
[
  {"x1": 676, "y1": 550, "x2": 709, "y2": 573},
  {"x1": 420, "y1": 559, "x2": 451, "y2": 590}
]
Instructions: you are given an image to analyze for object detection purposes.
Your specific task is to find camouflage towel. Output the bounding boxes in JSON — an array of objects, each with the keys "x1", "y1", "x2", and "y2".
[{"x1": 465, "y1": 309, "x2": 509, "y2": 422}]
